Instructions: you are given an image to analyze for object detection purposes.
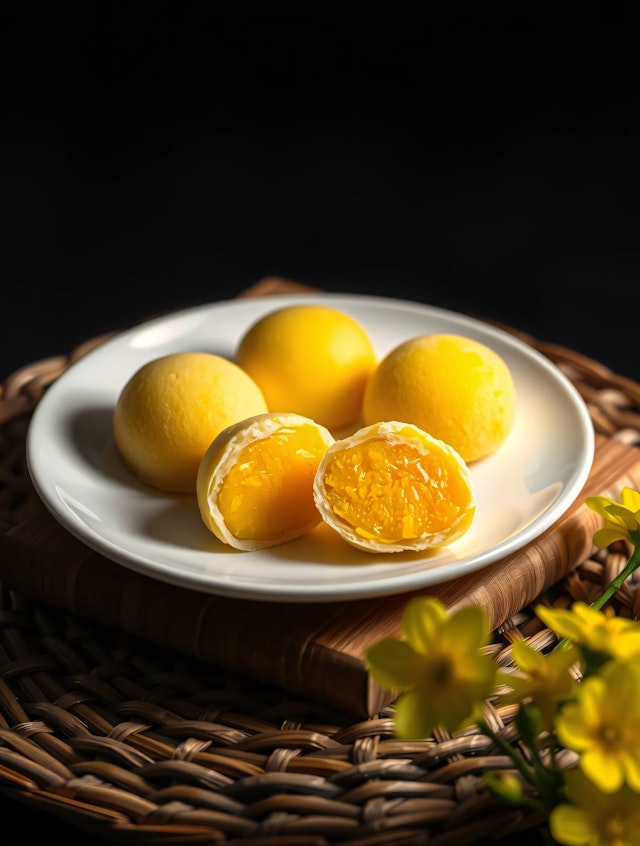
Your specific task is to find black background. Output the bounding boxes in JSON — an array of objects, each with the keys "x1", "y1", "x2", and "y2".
[
  {"x1": 4, "y1": 3, "x2": 640, "y2": 381},
  {"x1": 3, "y1": 3, "x2": 639, "y2": 843}
]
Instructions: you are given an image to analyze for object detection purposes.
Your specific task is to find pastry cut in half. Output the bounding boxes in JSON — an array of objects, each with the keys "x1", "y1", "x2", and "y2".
[{"x1": 313, "y1": 420, "x2": 476, "y2": 553}]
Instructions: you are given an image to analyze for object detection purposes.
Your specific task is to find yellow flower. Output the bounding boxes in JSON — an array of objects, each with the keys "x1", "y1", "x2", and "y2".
[
  {"x1": 497, "y1": 638, "x2": 579, "y2": 731},
  {"x1": 365, "y1": 597, "x2": 498, "y2": 739},
  {"x1": 550, "y1": 767, "x2": 640, "y2": 845},
  {"x1": 586, "y1": 487, "x2": 640, "y2": 548},
  {"x1": 555, "y1": 661, "x2": 640, "y2": 793},
  {"x1": 536, "y1": 602, "x2": 640, "y2": 663}
]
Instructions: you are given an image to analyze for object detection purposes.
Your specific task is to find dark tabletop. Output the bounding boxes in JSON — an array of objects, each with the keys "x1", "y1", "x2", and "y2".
[{"x1": 2, "y1": 4, "x2": 639, "y2": 843}]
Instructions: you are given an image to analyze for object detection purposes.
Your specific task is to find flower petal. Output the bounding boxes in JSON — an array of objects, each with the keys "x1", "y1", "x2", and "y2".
[
  {"x1": 586, "y1": 494, "x2": 617, "y2": 519},
  {"x1": 393, "y1": 688, "x2": 439, "y2": 740},
  {"x1": 401, "y1": 597, "x2": 449, "y2": 654},
  {"x1": 535, "y1": 604, "x2": 582, "y2": 641},
  {"x1": 604, "y1": 502, "x2": 638, "y2": 531},
  {"x1": 581, "y1": 748, "x2": 624, "y2": 793},
  {"x1": 621, "y1": 487, "x2": 640, "y2": 512},
  {"x1": 622, "y1": 753, "x2": 640, "y2": 793},
  {"x1": 511, "y1": 638, "x2": 545, "y2": 672},
  {"x1": 592, "y1": 526, "x2": 628, "y2": 547},
  {"x1": 549, "y1": 804, "x2": 592, "y2": 845},
  {"x1": 365, "y1": 638, "x2": 422, "y2": 690},
  {"x1": 442, "y1": 605, "x2": 490, "y2": 652}
]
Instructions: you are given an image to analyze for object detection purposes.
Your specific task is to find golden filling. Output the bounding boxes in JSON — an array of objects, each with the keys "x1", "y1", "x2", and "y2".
[
  {"x1": 218, "y1": 425, "x2": 327, "y2": 541},
  {"x1": 321, "y1": 439, "x2": 468, "y2": 542}
]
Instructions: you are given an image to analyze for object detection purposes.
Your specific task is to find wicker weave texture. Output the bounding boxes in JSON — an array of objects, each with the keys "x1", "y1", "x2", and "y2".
[{"x1": 0, "y1": 323, "x2": 639, "y2": 845}]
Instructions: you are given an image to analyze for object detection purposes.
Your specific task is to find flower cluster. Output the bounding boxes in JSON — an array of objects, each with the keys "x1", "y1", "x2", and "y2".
[{"x1": 365, "y1": 487, "x2": 640, "y2": 845}]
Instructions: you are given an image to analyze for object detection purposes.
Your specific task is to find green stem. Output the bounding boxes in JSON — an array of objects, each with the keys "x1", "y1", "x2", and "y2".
[
  {"x1": 554, "y1": 543, "x2": 640, "y2": 651},
  {"x1": 591, "y1": 544, "x2": 640, "y2": 610},
  {"x1": 478, "y1": 718, "x2": 539, "y2": 789},
  {"x1": 479, "y1": 718, "x2": 562, "y2": 817}
]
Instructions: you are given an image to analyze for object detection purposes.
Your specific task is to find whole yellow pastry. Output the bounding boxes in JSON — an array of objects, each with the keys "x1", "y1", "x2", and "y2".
[
  {"x1": 113, "y1": 351, "x2": 268, "y2": 493},
  {"x1": 362, "y1": 333, "x2": 516, "y2": 462}
]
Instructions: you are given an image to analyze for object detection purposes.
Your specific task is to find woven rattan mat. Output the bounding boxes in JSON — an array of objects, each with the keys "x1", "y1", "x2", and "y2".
[{"x1": 1, "y1": 278, "x2": 640, "y2": 845}]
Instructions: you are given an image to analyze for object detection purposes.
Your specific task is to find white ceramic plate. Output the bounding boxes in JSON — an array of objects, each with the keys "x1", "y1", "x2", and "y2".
[{"x1": 26, "y1": 293, "x2": 595, "y2": 602}]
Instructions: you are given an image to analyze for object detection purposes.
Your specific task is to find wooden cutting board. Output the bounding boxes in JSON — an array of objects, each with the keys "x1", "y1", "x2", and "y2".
[
  {"x1": 3, "y1": 278, "x2": 640, "y2": 717},
  {"x1": 3, "y1": 434, "x2": 640, "y2": 718}
]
